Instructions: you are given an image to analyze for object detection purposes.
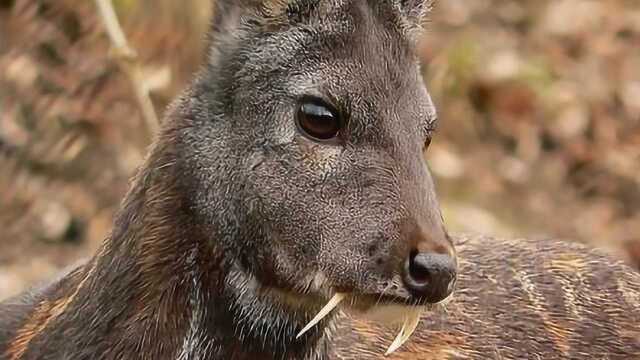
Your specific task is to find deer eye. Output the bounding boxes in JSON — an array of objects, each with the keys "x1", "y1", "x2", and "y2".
[{"x1": 296, "y1": 97, "x2": 342, "y2": 142}]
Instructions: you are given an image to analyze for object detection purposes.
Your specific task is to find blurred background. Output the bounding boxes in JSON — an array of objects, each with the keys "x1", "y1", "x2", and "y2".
[{"x1": 1, "y1": 0, "x2": 639, "y2": 300}]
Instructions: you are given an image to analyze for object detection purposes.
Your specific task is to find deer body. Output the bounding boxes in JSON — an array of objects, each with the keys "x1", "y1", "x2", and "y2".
[
  {"x1": 336, "y1": 234, "x2": 640, "y2": 359},
  {"x1": 1, "y1": 0, "x2": 639, "y2": 359},
  {"x1": 1, "y1": 227, "x2": 639, "y2": 359}
]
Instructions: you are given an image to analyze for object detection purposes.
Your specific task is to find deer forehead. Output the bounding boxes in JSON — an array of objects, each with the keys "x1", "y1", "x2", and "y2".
[{"x1": 245, "y1": 0, "x2": 434, "y2": 36}]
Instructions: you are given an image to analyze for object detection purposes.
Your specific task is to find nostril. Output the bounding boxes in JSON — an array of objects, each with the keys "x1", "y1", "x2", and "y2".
[
  {"x1": 408, "y1": 250, "x2": 431, "y2": 285},
  {"x1": 403, "y1": 251, "x2": 457, "y2": 303}
]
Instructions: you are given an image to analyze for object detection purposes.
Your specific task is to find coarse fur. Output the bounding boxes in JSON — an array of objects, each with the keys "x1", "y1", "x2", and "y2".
[
  {"x1": 335, "y1": 235, "x2": 640, "y2": 359},
  {"x1": 1, "y1": 1, "x2": 639, "y2": 359}
]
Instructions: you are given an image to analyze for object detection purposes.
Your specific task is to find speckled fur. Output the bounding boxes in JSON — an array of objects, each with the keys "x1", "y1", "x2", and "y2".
[
  {"x1": 1, "y1": 1, "x2": 639, "y2": 359},
  {"x1": 334, "y1": 234, "x2": 640, "y2": 359}
]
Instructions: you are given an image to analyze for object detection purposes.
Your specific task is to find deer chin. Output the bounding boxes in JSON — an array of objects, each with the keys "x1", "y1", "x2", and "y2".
[
  {"x1": 353, "y1": 303, "x2": 425, "y2": 325},
  {"x1": 296, "y1": 292, "x2": 454, "y2": 356}
]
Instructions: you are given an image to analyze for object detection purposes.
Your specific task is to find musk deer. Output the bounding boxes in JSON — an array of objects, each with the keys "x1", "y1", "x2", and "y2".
[{"x1": 1, "y1": 1, "x2": 639, "y2": 359}]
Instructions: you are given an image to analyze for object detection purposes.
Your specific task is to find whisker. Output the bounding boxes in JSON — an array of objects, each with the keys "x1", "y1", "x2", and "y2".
[{"x1": 375, "y1": 282, "x2": 393, "y2": 308}]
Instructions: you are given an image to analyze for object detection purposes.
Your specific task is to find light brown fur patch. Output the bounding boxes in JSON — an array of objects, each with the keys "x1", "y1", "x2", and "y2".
[
  {"x1": 347, "y1": 317, "x2": 468, "y2": 359},
  {"x1": 8, "y1": 298, "x2": 71, "y2": 360},
  {"x1": 617, "y1": 275, "x2": 640, "y2": 309},
  {"x1": 550, "y1": 255, "x2": 587, "y2": 272},
  {"x1": 513, "y1": 270, "x2": 571, "y2": 356},
  {"x1": 6, "y1": 250, "x2": 103, "y2": 360},
  {"x1": 259, "y1": 0, "x2": 291, "y2": 17},
  {"x1": 399, "y1": 333, "x2": 466, "y2": 359}
]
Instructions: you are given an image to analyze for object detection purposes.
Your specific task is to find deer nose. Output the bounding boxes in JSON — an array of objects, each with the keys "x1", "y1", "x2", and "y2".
[{"x1": 402, "y1": 250, "x2": 457, "y2": 303}]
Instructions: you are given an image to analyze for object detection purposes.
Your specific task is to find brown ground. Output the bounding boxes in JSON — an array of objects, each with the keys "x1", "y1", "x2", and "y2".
[{"x1": 1, "y1": 0, "x2": 639, "y2": 301}]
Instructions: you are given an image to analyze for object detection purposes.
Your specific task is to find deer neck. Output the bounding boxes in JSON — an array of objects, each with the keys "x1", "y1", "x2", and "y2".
[{"x1": 63, "y1": 134, "x2": 333, "y2": 360}]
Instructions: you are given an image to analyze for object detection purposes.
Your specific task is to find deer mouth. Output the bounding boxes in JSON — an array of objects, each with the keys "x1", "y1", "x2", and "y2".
[{"x1": 296, "y1": 291, "x2": 453, "y2": 355}]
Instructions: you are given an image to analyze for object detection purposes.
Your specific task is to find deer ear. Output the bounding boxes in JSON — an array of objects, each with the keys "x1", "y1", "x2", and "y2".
[
  {"x1": 210, "y1": 0, "x2": 290, "y2": 33},
  {"x1": 207, "y1": 0, "x2": 293, "y2": 63}
]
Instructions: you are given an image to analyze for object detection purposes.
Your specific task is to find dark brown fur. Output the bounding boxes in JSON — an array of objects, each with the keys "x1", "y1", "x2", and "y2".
[
  {"x1": 1, "y1": 1, "x2": 639, "y2": 359},
  {"x1": 3, "y1": 232, "x2": 639, "y2": 359}
]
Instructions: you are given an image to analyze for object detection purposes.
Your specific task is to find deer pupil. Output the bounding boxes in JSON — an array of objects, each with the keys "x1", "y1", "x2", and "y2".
[{"x1": 297, "y1": 100, "x2": 340, "y2": 141}]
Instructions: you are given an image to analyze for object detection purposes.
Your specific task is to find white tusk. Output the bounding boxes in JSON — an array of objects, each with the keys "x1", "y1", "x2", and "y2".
[
  {"x1": 399, "y1": 308, "x2": 422, "y2": 344},
  {"x1": 385, "y1": 322, "x2": 406, "y2": 356},
  {"x1": 296, "y1": 293, "x2": 346, "y2": 339},
  {"x1": 384, "y1": 307, "x2": 423, "y2": 356}
]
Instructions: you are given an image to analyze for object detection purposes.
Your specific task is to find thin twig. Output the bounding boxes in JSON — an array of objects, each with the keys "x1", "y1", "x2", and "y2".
[{"x1": 94, "y1": 0, "x2": 160, "y2": 138}]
